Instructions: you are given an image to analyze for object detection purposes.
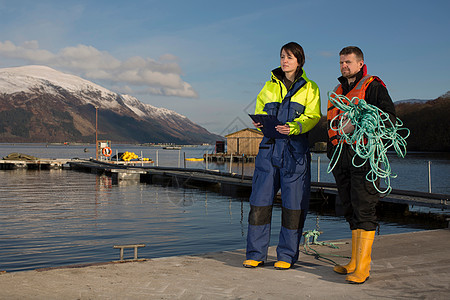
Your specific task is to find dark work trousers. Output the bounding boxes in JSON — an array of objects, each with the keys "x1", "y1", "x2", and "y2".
[{"x1": 331, "y1": 143, "x2": 379, "y2": 231}]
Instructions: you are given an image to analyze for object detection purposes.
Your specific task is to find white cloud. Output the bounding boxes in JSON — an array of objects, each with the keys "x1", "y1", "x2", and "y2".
[
  {"x1": 0, "y1": 40, "x2": 198, "y2": 98},
  {"x1": 0, "y1": 40, "x2": 55, "y2": 62}
]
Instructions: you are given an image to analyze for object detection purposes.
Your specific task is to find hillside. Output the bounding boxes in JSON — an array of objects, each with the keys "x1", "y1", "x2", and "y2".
[
  {"x1": 0, "y1": 65, "x2": 222, "y2": 144},
  {"x1": 308, "y1": 91, "x2": 450, "y2": 152},
  {"x1": 395, "y1": 92, "x2": 450, "y2": 151}
]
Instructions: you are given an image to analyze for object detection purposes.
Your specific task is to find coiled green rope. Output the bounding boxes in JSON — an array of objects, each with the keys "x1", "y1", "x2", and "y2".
[
  {"x1": 302, "y1": 230, "x2": 348, "y2": 265},
  {"x1": 327, "y1": 91, "x2": 410, "y2": 194}
]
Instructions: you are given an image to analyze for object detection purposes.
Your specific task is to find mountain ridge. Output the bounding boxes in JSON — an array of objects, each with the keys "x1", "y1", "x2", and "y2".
[{"x1": 0, "y1": 65, "x2": 221, "y2": 144}]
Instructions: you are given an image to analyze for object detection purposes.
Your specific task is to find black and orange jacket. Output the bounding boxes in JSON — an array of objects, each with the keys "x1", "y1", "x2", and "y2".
[{"x1": 327, "y1": 65, "x2": 396, "y2": 147}]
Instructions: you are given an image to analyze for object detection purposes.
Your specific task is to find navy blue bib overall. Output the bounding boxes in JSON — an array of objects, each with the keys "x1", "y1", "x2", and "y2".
[{"x1": 246, "y1": 78, "x2": 311, "y2": 264}]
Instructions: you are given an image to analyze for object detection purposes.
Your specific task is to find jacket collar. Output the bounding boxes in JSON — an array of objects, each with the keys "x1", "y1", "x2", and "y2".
[{"x1": 272, "y1": 66, "x2": 304, "y2": 83}]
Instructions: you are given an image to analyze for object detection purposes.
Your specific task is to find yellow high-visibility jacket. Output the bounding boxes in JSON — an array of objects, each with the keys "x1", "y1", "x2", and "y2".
[{"x1": 255, "y1": 67, "x2": 321, "y2": 135}]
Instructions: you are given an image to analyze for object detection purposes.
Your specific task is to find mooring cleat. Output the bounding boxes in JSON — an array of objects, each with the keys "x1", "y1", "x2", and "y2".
[
  {"x1": 274, "y1": 261, "x2": 291, "y2": 270},
  {"x1": 243, "y1": 260, "x2": 264, "y2": 268}
]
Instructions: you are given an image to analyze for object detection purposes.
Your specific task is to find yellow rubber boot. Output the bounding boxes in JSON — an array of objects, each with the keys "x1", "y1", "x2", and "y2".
[
  {"x1": 274, "y1": 261, "x2": 291, "y2": 270},
  {"x1": 333, "y1": 229, "x2": 358, "y2": 274},
  {"x1": 346, "y1": 230, "x2": 375, "y2": 284},
  {"x1": 243, "y1": 260, "x2": 264, "y2": 268}
]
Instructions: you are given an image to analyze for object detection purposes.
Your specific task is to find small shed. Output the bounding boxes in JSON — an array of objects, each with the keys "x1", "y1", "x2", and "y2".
[{"x1": 225, "y1": 128, "x2": 263, "y2": 156}]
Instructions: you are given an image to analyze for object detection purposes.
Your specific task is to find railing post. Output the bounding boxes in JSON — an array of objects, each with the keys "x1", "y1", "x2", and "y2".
[
  {"x1": 241, "y1": 154, "x2": 245, "y2": 180},
  {"x1": 428, "y1": 161, "x2": 432, "y2": 193},
  {"x1": 317, "y1": 156, "x2": 321, "y2": 182},
  {"x1": 229, "y1": 153, "x2": 233, "y2": 173}
]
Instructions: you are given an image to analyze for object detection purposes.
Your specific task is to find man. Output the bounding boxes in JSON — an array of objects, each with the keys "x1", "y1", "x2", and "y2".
[{"x1": 327, "y1": 46, "x2": 395, "y2": 284}]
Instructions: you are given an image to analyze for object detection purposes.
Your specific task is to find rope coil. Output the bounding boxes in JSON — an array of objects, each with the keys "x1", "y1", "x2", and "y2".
[
  {"x1": 327, "y1": 91, "x2": 410, "y2": 194},
  {"x1": 302, "y1": 229, "x2": 347, "y2": 265}
]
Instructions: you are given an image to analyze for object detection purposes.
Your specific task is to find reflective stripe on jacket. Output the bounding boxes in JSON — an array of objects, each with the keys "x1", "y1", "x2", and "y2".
[
  {"x1": 255, "y1": 67, "x2": 321, "y2": 135},
  {"x1": 327, "y1": 75, "x2": 375, "y2": 146}
]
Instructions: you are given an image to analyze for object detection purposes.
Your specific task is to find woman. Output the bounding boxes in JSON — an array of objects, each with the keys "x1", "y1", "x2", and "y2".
[{"x1": 243, "y1": 42, "x2": 321, "y2": 269}]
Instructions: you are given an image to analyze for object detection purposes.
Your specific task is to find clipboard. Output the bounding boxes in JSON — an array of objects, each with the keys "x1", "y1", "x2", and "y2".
[{"x1": 249, "y1": 114, "x2": 288, "y2": 139}]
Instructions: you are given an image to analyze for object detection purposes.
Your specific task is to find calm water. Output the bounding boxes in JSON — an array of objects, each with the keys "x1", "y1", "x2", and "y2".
[{"x1": 0, "y1": 144, "x2": 449, "y2": 272}]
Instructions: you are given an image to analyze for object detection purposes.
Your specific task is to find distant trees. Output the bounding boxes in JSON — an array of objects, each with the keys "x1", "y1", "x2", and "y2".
[
  {"x1": 395, "y1": 93, "x2": 450, "y2": 152},
  {"x1": 0, "y1": 108, "x2": 32, "y2": 138}
]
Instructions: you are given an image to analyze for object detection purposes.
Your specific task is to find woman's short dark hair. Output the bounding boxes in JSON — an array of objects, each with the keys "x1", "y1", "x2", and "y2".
[
  {"x1": 339, "y1": 46, "x2": 364, "y2": 61},
  {"x1": 280, "y1": 42, "x2": 305, "y2": 69}
]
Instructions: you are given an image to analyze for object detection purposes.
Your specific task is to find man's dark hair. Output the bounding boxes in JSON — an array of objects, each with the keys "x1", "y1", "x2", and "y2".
[
  {"x1": 339, "y1": 46, "x2": 364, "y2": 61},
  {"x1": 281, "y1": 42, "x2": 305, "y2": 68}
]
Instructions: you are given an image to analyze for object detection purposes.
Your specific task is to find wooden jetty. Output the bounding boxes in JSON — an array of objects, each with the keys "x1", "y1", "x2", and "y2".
[{"x1": 68, "y1": 159, "x2": 450, "y2": 210}]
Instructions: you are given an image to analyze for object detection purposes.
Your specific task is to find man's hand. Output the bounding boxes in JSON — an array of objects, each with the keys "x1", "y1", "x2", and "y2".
[{"x1": 340, "y1": 115, "x2": 355, "y2": 135}]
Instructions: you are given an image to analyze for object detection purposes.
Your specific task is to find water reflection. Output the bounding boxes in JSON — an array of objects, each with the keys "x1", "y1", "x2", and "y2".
[{"x1": 0, "y1": 168, "x2": 253, "y2": 271}]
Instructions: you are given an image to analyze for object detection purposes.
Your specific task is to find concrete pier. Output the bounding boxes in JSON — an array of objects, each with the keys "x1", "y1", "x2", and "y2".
[
  {"x1": 110, "y1": 169, "x2": 147, "y2": 183},
  {"x1": 1, "y1": 229, "x2": 448, "y2": 299}
]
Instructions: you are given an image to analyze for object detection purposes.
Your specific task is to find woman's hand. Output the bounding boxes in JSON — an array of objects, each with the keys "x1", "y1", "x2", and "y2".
[
  {"x1": 252, "y1": 121, "x2": 263, "y2": 128},
  {"x1": 275, "y1": 124, "x2": 290, "y2": 135}
]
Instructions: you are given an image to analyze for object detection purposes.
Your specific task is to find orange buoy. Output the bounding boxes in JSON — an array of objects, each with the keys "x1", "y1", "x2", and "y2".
[{"x1": 102, "y1": 147, "x2": 112, "y2": 157}]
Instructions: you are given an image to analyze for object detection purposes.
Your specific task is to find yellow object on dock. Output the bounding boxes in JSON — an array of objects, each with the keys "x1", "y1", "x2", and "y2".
[
  {"x1": 185, "y1": 158, "x2": 204, "y2": 162},
  {"x1": 119, "y1": 151, "x2": 152, "y2": 162}
]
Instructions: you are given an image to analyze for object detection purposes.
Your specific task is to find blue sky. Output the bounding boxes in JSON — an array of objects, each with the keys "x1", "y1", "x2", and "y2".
[{"x1": 0, "y1": 0, "x2": 449, "y2": 135}]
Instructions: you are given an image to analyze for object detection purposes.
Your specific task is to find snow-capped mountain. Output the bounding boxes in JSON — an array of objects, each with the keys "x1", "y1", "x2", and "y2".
[{"x1": 0, "y1": 65, "x2": 221, "y2": 144}]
